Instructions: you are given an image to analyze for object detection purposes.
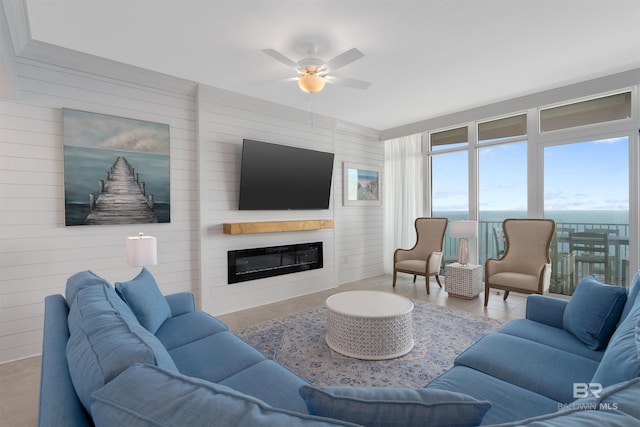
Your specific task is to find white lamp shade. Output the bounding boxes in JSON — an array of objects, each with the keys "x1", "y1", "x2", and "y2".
[
  {"x1": 126, "y1": 234, "x2": 157, "y2": 267},
  {"x1": 449, "y1": 220, "x2": 478, "y2": 239}
]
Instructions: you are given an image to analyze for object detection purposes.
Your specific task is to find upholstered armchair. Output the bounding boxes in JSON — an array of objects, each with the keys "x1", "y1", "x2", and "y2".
[
  {"x1": 484, "y1": 218, "x2": 556, "y2": 306},
  {"x1": 393, "y1": 217, "x2": 448, "y2": 294}
]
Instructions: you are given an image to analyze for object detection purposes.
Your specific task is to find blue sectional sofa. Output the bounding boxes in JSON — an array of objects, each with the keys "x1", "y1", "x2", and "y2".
[{"x1": 39, "y1": 268, "x2": 640, "y2": 426}]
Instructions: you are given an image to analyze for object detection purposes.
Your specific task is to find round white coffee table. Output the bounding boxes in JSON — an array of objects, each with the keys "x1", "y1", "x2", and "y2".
[{"x1": 325, "y1": 291, "x2": 414, "y2": 360}]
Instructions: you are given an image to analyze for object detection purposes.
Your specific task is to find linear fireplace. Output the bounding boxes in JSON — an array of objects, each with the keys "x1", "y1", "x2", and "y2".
[{"x1": 227, "y1": 242, "x2": 323, "y2": 284}]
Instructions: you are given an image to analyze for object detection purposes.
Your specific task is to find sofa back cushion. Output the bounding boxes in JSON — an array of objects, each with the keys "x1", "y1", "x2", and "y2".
[
  {"x1": 619, "y1": 270, "x2": 640, "y2": 326},
  {"x1": 591, "y1": 295, "x2": 640, "y2": 388},
  {"x1": 115, "y1": 267, "x2": 172, "y2": 333},
  {"x1": 91, "y1": 363, "x2": 360, "y2": 427},
  {"x1": 299, "y1": 385, "x2": 491, "y2": 427},
  {"x1": 65, "y1": 270, "x2": 111, "y2": 306},
  {"x1": 66, "y1": 282, "x2": 177, "y2": 413},
  {"x1": 563, "y1": 275, "x2": 627, "y2": 350}
]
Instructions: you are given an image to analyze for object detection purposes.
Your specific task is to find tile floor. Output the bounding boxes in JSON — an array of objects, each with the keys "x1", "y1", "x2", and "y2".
[{"x1": 0, "y1": 273, "x2": 529, "y2": 427}]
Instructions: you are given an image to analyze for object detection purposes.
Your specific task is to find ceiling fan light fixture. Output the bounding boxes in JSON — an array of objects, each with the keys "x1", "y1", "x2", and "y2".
[{"x1": 298, "y1": 74, "x2": 325, "y2": 93}]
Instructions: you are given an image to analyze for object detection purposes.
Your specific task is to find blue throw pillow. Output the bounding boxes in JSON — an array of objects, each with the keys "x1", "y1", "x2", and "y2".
[
  {"x1": 116, "y1": 267, "x2": 171, "y2": 333},
  {"x1": 563, "y1": 276, "x2": 627, "y2": 350},
  {"x1": 91, "y1": 364, "x2": 359, "y2": 427},
  {"x1": 299, "y1": 385, "x2": 491, "y2": 427}
]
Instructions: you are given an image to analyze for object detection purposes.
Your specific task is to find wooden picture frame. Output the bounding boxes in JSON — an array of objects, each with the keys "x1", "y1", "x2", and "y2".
[{"x1": 343, "y1": 162, "x2": 381, "y2": 206}]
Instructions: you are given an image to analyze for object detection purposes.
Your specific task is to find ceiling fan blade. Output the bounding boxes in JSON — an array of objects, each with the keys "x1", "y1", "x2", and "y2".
[
  {"x1": 261, "y1": 49, "x2": 298, "y2": 68},
  {"x1": 325, "y1": 75, "x2": 371, "y2": 90},
  {"x1": 251, "y1": 76, "x2": 298, "y2": 86},
  {"x1": 324, "y1": 48, "x2": 364, "y2": 71}
]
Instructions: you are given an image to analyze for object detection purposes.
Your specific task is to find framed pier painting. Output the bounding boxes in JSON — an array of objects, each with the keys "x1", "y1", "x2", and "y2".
[
  {"x1": 343, "y1": 162, "x2": 381, "y2": 206},
  {"x1": 63, "y1": 109, "x2": 170, "y2": 226}
]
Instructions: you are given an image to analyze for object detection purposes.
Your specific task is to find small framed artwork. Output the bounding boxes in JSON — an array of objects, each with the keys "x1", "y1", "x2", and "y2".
[{"x1": 343, "y1": 162, "x2": 381, "y2": 206}]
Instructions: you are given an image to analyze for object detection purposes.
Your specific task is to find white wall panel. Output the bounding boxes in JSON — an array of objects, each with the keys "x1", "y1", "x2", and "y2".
[
  {"x1": 197, "y1": 85, "x2": 382, "y2": 315},
  {"x1": 0, "y1": 55, "x2": 198, "y2": 363},
  {"x1": 0, "y1": 49, "x2": 381, "y2": 364}
]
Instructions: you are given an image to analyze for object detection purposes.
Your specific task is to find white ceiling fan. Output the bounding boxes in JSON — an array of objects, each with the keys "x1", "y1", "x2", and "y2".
[{"x1": 261, "y1": 46, "x2": 371, "y2": 93}]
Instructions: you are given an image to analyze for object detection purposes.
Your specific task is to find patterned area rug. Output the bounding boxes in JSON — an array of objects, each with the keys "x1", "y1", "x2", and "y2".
[{"x1": 236, "y1": 300, "x2": 503, "y2": 388}]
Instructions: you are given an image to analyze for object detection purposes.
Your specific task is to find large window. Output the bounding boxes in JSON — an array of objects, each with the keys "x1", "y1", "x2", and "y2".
[
  {"x1": 478, "y1": 141, "x2": 527, "y2": 264},
  {"x1": 544, "y1": 137, "x2": 630, "y2": 295},
  {"x1": 430, "y1": 127, "x2": 470, "y2": 262}
]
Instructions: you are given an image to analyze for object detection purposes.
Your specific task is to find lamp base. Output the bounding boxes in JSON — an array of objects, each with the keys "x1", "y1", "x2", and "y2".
[{"x1": 457, "y1": 238, "x2": 469, "y2": 265}]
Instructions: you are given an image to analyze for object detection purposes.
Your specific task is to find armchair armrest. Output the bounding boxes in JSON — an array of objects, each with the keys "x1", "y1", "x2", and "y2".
[
  {"x1": 165, "y1": 292, "x2": 195, "y2": 317},
  {"x1": 525, "y1": 294, "x2": 568, "y2": 329}
]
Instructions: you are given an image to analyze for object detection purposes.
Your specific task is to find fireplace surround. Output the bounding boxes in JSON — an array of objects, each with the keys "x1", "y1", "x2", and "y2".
[{"x1": 227, "y1": 242, "x2": 323, "y2": 284}]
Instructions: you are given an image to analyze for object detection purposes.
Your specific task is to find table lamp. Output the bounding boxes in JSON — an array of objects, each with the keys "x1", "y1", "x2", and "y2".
[
  {"x1": 126, "y1": 232, "x2": 157, "y2": 267},
  {"x1": 450, "y1": 221, "x2": 478, "y2": 265}
]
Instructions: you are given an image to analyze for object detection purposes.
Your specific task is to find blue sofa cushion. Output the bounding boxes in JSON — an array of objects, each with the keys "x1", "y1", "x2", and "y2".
[
  {"x1": 425, "y1": 366, "x2": 559, "y2": 425},
  {"x1": 454, "y1": 333, "x2": 599, "y2": 403},
  {"x1": 66, "y1": 283, "x2": 177, "y2": 413},
  {"x1": 115, "y1": 267, "x2": 172, "y2": 333},
  {"x1": 168, "y1": 331, "x2": 265, "y2": 383},
  {"x1": 220, "y1": 360, "x2": 311, "y2": 413},
  {"x1": 483, "y1": 409, "x2": 640, "y2": 426},
  {"x1": 497, "y1": 319, "x2": 604, "y2": 362},
  {"x1": 487, "y1": 378, "x2": 640, "y2": 426},
  {"x1": 619, "y1": 270, "x2": 640, "y2": 326},
  {"x1": 299, "y1": 385, "x2": 491, "y2": 427},
  {"x1": 65, "y1": 270, "x2": 111, "y2": 305},
  {"x1": 155, "y1": 311, "x2": 229, "y2": 351},
  {"x1": 90, "y1": 363, "x2": 360, "y2": 427},
  {"x1": 591, "y1": 297, "x2": 640, "y2": 387},
  {"x1": 563, "y1": 276, "x2": 627, "y2": 350}
]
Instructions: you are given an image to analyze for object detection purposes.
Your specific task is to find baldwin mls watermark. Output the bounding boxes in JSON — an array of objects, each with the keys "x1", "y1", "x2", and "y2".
[{"x1": 557, "y1": 383, "x2": 618, "y2": 411}]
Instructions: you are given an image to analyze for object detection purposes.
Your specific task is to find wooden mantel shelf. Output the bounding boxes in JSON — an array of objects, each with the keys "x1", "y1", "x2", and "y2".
[{"x1": 223, "y1": 220, "x2": 334, "y2": 235}]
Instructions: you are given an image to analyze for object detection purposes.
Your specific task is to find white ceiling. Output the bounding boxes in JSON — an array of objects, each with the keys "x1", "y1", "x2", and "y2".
[{"x1": 19, "y1": 0, "x2": 640, "y2": 131}]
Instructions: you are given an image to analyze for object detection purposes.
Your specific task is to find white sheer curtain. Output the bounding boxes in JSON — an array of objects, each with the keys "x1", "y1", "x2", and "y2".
[{"x1": 382, "y1": 134, "x2": 424, "y2": 273}]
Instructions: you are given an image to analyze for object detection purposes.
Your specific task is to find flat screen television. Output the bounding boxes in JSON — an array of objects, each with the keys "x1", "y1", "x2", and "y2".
[{"x1": 238, "y1": 139, "x2": 335, "y2": 210}]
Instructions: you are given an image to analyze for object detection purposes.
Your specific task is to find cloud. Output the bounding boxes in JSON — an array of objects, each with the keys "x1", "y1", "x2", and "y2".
[{"x1": 102, "y1": 127, "x2": 169, "y2": 153}]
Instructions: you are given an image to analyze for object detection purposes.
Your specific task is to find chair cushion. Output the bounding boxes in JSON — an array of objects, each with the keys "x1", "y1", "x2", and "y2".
[
  {"x1": 115, "y1": 267, "x2": 172, "y2": 333},
  {"x1": 488, "y1": 272, "x2": 539, "y2": 292},
  {"x1": 563, "y1": 276, "x2": 627, "y2": 350},
  {"x1": 91, "y1": 363, "x2": 359, "y2": 427},
  {"x1": 395, "y1": 260, "x2": 427, "y2": 274},
  {"x1": 299, "y1": 385, "x2": 491, "y2": 427},
  {"x1": 66, "y1": 283, "x2": 177, "y2": 413}
]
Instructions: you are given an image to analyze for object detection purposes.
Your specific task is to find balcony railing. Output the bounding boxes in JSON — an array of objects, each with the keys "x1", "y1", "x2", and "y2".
[{"x1": 443, "y1": 220, "x2": 630, "y2": 295}]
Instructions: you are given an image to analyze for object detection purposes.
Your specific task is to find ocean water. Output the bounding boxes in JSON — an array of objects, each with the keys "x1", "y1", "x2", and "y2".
[
  {"x1": 435, "y1": 210, "x2": 629, "y2": 225},
  {"x1": 434, "y1": 210, "x2": 629, "y2": 264},
  {"x1": 64, "y1": 145, "x2": 170, "y2": 225}
]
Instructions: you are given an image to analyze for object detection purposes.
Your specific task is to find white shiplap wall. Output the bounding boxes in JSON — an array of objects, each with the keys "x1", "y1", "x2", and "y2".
[
  {"x1": 0, "y1": 55, "x2": 384, "y2": 363},
  {"x1": 197, "y1": 85, "x2": 383, "y2": 315},
  {"x1": 0, "y1": 57, "x2": 199, "y2": 363}
]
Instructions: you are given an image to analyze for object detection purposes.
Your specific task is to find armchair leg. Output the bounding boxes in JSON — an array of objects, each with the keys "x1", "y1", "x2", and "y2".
[
  {"x1": 426, "y1": 279, "x2": 430, "y2": 295},
  {"x1": 484, "y1": 286, "x2": 489, "y2": 307},
  {"x1": 503, "y1": 290, "x2": 510, "y2": 301},
  {"x1": 435, "y1": 274, "x2": 442, "y2": 288},
  {"x1": 413, "y1": 275, "x2": 417, "y2": 283},
  {"x1": 393, "y1": 271, "x2": 397, "y2": 287}
]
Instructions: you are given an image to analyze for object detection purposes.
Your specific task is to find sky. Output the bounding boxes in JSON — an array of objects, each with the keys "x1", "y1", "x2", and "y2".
[
  {"x1": 431, "y1": 136, "x2": 629, "y2": 212},
  {"x1": 63, "y1": 108, "x2": 170, "y2": 155}
]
